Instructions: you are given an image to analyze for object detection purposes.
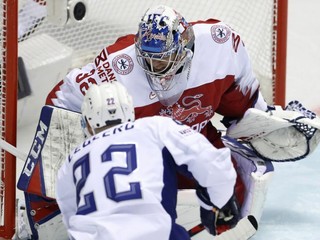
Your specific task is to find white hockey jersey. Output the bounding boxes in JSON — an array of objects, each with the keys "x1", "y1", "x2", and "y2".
[{"x1": 56, "y1": 116, "x2": 236, "y2": 240}]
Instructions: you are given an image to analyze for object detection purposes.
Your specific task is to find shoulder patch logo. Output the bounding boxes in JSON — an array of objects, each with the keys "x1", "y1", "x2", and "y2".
[
  {"x1": 112, "y1": 54, "x2": 134, "y2": 75},
  {"x1": 211, "y1": 25, "x2": 231, "y2": 44}
]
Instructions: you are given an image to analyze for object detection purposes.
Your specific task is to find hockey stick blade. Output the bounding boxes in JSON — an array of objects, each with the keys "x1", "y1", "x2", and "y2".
[
  {"x1": 215, "y1": 215, "x2": 258, "y2": 240},
  {"x1": 188, "y1": 215, "x2": 258, "y2": 239},
  {"x1": 188, "y1": 223, "x2": 205, "y2": 237}
]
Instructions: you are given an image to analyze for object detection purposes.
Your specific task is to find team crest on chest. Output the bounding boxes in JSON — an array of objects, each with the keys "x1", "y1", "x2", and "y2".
[
  {"x1": 159, "y1": 94, "x2": 213, "y2": 124},
  {"x1": 112, "y1": 54, "x2": 134, "y2": 75},
  {"x1": 211, "y1": 25, "x2": 231, "y2": 44}
]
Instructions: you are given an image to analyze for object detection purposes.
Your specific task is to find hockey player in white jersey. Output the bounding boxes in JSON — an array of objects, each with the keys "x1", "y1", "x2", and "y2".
[{"x1": 56, "y1": 81, "x2": 239, "y2": 240}]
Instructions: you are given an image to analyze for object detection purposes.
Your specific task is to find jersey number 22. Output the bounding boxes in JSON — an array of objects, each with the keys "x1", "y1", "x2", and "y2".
[{"x1": 73, "y1": 144, "x2": 142, "y2": 215}]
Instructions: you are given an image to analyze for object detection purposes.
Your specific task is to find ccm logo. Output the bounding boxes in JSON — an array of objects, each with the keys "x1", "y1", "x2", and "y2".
[{"x1": 23, "y1": 120, "x2": 48, "y2": 177}]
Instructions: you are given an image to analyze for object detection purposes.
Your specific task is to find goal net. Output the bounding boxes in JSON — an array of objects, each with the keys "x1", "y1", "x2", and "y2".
[{"x1": 1, "y1": 0, "x2": 287, "y2": 238}]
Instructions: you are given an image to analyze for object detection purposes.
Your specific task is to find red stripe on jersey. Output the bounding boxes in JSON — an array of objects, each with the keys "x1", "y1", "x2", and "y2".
[
  {"x1": 45, "y1": 80, "x2": 64, "y2": 105},
  {"x1": 191, "y1": 18, "x2": 221, "y2": 25},
  {"x1": 107, "y1": 34, "x2": 135, "y2": 54}
]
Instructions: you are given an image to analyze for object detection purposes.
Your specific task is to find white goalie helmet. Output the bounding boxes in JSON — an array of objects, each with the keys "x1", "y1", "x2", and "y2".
[
  {"x1": 81, "y1": 81, "x2": 135, "y2": 136},
  {"x1": 135, "y1": 5, "x2": 195, "y2": 106}
]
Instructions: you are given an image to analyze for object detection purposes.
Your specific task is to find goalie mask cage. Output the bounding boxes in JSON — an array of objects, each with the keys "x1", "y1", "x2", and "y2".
[{"x1": 2, "y1": 0, "x2": 287, "y2": 238}]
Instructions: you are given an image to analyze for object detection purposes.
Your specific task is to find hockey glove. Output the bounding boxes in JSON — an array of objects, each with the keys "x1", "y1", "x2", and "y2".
[
  {"x1": 200, "y1": 206, "x2": 219, "y2": 235},
  {"x1": 217, "y1": 194, "x2": 241, "y2": 227},
  {"x1": 196, "y1": 186, "x2": 219, "y2": 235},
  {"x1": 196, "y1": 186, "x2": 241, "y2": 235}
]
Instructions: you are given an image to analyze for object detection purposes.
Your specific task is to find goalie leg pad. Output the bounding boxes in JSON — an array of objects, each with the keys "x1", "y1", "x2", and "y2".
[
  {"x1": 17, "y1": 106, "x2": 83, "y2": 239},
  {"x1": 226, "y1": 138, "x2": 274, "y2": 222},
  {"x1": 36, "y1": 214, "x2": 68, "y2": 240},
  {"x1": 17, "y1": 105, "x2": 84, "y2": 199},
  {"x1": 240, "y1": 171, "x2": 273, "y2": 222},
  {"x1": 23, "y1": 192, "x2": 67, "y2": 240}
]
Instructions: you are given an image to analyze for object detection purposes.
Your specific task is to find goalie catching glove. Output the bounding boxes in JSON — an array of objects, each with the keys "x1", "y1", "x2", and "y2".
[
  {"x1": 226, "y1": 100, "x2": 320, "y2": 162},
  {"x1": 196, "y1": 186, "x2": 240, "y2": 235}
]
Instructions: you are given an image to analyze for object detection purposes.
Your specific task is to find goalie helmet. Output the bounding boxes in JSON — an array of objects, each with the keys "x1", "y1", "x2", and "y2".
[
  {"x1": 81, "y1": 81, "x2": 135, "y2": 136},
  {"x1": 135, "y1": 5, "x2": 195, "y2": 106}
]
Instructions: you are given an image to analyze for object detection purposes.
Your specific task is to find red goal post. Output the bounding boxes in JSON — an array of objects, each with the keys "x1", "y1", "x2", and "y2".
[
  {"x1": 2, "y1": 0, "x2": 287, "y2": 238},
  {"x1": 274, "y1": 0, "x2": 288, "y2": 107},
  {"x1": 0, "y1": 0, "x2": 18, "y2": 239}
]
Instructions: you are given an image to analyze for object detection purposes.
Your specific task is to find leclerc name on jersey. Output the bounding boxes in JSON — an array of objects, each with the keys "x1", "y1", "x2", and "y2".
[{"x1": 72, "y1": 122, "x2": 135, "y2": 154}]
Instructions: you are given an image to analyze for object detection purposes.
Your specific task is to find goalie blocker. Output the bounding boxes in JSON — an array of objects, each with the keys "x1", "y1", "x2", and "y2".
[
  {"x1": 17, "y1": 105, "x2": 274, "y2": 239},
  {"x1": 17, "y1": 105, "x2": 84, "y2": 239}
]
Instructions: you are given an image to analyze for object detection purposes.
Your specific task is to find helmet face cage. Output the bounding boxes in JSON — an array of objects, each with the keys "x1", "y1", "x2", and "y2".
[
  {"x1": 146, "y1": 49, "x2": 192, "y2": 106},
  {"x1": 136, "y1": 47, "x2": 183, "y2": 77},
  {"x1": 135, "y1": 5, "x2": 194, "y2": 105},
  {"x1": 81, "y1": 82, "x2": 135, "y2": 136}
]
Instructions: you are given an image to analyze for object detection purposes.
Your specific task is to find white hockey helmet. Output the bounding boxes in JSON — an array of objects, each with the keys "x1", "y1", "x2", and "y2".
[
  {"x1": 81, "y1": 81, "x2": 135, "y2": 136},
  {"x1": 135, "y1": 5, "x2": 195, "y2": 106}
]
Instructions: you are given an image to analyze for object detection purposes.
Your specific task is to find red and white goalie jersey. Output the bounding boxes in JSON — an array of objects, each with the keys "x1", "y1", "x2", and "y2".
[
  {"x1": 46, "y1": 19, "x2": 268, "y2": 147},
  {"x1": 21, "y1": 19, "x2": 273, "y2": 239}
]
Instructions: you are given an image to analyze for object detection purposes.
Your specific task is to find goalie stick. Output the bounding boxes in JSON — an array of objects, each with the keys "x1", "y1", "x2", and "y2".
[
  {"x1": 0, "y1": 138, "x2": 27, "y2": 161},
  {"x1": 188, "y1": 215, "x2": 258, "y2": 239}
]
